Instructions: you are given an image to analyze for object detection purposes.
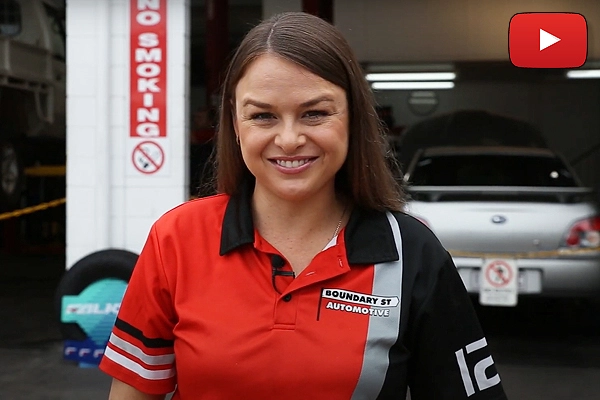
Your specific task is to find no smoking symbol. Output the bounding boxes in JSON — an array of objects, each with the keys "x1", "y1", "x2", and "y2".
[
  {"x1": 485, "y1": 260, "x2": 514, "y2": 288},
  {"x1": 132, "y1": 141, "x2": 164, "y2": 174}
]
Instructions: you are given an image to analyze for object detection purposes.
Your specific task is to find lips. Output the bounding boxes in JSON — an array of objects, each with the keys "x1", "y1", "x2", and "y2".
[{"x1": 269, "y1": 157, "x2": 318, "y2": 173}]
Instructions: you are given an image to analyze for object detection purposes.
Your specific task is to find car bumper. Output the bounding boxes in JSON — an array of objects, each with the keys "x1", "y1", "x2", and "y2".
[{"x1": 454, "y1": 256, "x2": 600, "y2": 298}]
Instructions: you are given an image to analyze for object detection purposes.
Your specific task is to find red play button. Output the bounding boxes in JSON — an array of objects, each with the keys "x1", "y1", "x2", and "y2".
[{"x1": 509, "y1": 13, "x2": 587, "y2": 68}]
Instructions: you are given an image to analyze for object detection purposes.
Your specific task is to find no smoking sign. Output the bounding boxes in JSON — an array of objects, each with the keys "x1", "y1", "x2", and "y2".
[
  {"x1": 480, "y1": 259, "x2": 518, "y2": 307},
  {"x1": 131, "y1": 140, "x2": 164, "y2": 174}
]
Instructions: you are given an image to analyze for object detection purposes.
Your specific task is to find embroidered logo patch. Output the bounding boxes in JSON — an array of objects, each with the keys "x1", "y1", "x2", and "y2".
[{"x1": 320, "y1": 288, "x2": 399, "y2": 318}]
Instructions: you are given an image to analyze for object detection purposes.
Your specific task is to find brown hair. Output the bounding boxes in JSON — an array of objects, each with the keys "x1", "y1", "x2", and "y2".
[{"x1": 214, "y1": 11, "x2": 405, "y2": 211}]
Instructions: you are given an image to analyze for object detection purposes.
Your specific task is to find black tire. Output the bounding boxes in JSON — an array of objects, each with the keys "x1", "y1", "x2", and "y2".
[
  {"x1": 0, "y1": 140, "x2": 24, "y2": 210},
  {"x1": 54, "y1": 249, "x2": 138, "y2": 341}
]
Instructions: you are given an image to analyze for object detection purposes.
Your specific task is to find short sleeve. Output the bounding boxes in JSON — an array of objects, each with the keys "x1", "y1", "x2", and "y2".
[
  {"x1": 99, "y1": 224, "x2": 177, "y2": 395},
  {"x1": 407, "y1": 255, "x2": 508, "y2": 400}
]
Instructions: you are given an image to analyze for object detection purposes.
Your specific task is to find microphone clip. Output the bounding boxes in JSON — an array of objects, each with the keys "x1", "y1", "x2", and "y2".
[{"x1": 270, "y1": 254, "x2": 295, "y2": 293}]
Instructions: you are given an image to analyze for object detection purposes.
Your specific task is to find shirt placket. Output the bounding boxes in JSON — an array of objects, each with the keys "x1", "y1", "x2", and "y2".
[{"x1": 272, "y1": 246, "x2": 350, "y2": 329}]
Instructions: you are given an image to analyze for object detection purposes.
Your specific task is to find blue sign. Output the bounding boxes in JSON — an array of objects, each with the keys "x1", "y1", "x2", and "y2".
[{"x1": 61, "y1": 278, "x2": 128, "y2": 366}]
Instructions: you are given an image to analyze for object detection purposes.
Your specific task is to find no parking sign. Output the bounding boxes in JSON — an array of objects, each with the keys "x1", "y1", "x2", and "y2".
[{"x1": 479, "y1": 259, "x2": 518, "y2": 307}]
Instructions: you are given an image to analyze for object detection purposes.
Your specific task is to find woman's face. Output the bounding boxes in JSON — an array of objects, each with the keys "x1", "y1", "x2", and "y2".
[{"x1": 233, "y1": 54, "x2": 349, "y2": 203}]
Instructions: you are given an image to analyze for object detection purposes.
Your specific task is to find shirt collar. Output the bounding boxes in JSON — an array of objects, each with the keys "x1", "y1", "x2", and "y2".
[{"x1": 219, "y1": 182, "x2": 399, "y2": 264}]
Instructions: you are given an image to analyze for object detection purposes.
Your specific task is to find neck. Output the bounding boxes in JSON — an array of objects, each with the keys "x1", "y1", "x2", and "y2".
[{"x1": 251, "y1": 185, "x2": 345, "y2": 241}]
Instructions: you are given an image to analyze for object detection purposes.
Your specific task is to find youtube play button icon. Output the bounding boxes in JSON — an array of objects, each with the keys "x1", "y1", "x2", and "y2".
[
  {"x1": 509, "y1": 13, "x2": 587, "y2": 68},
  {"x1": 540, "y1": 29, "x2": 560, "y2": 51}
]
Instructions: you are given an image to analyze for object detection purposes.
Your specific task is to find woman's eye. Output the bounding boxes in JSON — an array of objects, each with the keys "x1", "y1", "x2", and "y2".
[
  {"x1": 250, "y1": 112, "x2": 274, "y2": 121},
  {"x1": 304, "y1": 110, "x2": 329, "y2": 119}
]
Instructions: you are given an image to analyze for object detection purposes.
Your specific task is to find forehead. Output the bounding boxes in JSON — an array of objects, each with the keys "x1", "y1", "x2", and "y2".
[{"x1": 234, "y1": 54, "x2": 345, "y2": 103}]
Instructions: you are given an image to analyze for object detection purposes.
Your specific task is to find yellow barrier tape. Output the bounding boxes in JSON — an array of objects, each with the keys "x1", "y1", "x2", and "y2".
[
  {"x1": 449, "y1": 247, "x2": 600, "y2": 259},
  {"x1": 0, "y1": 198, "x2": 66, "y2": 221},
  {"x1": 24, "y1": 165, "x2": 66, "y2": 177}
]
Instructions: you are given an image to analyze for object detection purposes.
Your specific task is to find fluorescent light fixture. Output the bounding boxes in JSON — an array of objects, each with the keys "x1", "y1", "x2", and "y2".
[
  {"x1": 566, "y1": 69, "x2": 600, "y2": 79},
  {"x1": 372, "y1": 81, "x2": 455, "y2": 90},
  {"x1": 366, "y1": 72, "x2": 456, "y2": 81},
  {"x1": 366, "y1": 63, "x2": 455, "y2": 72}
]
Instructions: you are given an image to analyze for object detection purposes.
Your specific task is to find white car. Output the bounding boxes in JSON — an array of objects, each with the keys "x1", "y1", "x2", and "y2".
[{"x1": 404, "y1": 146, "x2": 600, "y2": 306}]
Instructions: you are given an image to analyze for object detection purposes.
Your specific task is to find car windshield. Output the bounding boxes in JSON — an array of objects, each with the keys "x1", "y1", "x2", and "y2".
[{"x1": 409, "y1": 153, "x2": 578, "y2": 187}]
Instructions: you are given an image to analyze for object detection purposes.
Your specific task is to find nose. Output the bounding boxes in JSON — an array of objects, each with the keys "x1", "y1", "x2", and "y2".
[{"x1": 274, "y1": 120, "x2": 306, "y2": 153}]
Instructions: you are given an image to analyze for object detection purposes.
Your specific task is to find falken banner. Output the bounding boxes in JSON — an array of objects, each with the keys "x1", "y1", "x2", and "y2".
[{"x1": 61, "y1": 279, "x2": 128, "y2": 365}]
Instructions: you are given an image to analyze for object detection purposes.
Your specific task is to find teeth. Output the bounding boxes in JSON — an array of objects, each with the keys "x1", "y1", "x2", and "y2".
[{"x1": 276, "y1": 159, "x2": 310, "y2": 168}]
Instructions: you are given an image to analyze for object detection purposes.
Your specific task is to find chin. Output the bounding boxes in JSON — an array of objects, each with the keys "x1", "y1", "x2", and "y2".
[
  {"x1": 266, "y1": 181, "x2": 318, "y2": 202},
  {"x1": 254, "y1": 175, "x2": 335, "y2": 203},
  {"x1": 274, "y1": 187, "x2": 312, "y2": 202}
]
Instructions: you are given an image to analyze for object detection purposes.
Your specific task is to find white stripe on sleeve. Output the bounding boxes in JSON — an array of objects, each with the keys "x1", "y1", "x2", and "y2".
[
  {"x1": 109, "y1": 333, "x2": 175, "y2": 365},
  {"x1": 103, "y1": 346, "x2": 176, "y2": 381}
]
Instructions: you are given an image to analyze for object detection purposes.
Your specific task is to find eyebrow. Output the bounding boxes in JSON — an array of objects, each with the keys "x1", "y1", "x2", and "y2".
[
  {"x1": 241, "y1": 98, "x2": 271, "y2": 109},
  {"x1": 241, "y1": 95, "x2": 336, "y2": 109}
]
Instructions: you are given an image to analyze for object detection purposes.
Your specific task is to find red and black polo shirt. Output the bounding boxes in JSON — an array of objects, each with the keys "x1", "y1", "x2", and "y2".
[{"x1": 99, "y1": 184, "x2": 507, "y2": 400}]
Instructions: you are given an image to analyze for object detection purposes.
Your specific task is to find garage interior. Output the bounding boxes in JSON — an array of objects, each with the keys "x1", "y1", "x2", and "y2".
[{"x1": 1, "y1": 0, "x2": 600, "y2": 399}]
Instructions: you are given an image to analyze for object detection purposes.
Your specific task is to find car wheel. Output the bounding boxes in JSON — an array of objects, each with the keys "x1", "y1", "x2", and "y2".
[{"x1": 54, "y1": 249, "x2": 138, "y2": 341}]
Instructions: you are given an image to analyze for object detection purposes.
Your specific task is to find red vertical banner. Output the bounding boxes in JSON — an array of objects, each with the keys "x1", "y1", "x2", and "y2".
[{"x1": 130, "y1": 0, "x2": 167, "y2": 138}]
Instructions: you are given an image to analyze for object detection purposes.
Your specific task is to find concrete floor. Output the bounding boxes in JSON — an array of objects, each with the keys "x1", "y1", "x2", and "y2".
[
  {"x1": 0, "y1": 254, "x2": 113, "y2": 399},
  {"x1": 1, "y1": 253, "x2": 599, "y2": 399},
  {"x1": 0, "y1": 343, "x2": 112, "y2": 399}
]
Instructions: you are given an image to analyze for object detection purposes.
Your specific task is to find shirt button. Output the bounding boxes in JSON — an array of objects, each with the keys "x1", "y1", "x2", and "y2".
[{"x1": 283, "y1": 294, "x2": 292, "y2": 302}]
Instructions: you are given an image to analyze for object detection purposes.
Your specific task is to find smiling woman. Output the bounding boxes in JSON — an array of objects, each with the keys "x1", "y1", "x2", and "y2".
[
  {"x1": 215, "y1": 15, "x2": 405, "y2": 214},
  {"x1": 99, "y1": 11, "x2": 508, "y2": 400}
]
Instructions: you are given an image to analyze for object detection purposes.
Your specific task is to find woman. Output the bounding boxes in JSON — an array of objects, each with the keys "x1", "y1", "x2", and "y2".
[{"x1": 100, "y1": 12, "x2": 508, "y2": 400}]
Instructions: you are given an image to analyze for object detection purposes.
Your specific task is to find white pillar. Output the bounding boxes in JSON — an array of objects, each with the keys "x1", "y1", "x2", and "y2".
[{"x1": 66, "y1": 0, "x2": 190, "y2": 269}]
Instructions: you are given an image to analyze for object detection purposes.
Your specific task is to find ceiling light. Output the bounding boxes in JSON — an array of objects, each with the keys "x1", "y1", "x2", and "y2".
[
  {"x1": 566, "y1": 69, "x2": 600, "y2": 79},
  {"x1": 371, "y1": 81, "x2": 455, "y2": 90},
  {"x1": 366, "y1": 63, "x2": 455, "y2": 73},
  {"x1": 366, "y1": 72, "x2": 456, "y2": 81}
]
